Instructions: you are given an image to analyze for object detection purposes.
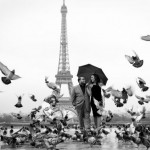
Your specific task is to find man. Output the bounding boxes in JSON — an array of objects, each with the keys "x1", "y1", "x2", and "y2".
[{"x1": 70, "y1": 76, "x2": 91, "y2": 132}]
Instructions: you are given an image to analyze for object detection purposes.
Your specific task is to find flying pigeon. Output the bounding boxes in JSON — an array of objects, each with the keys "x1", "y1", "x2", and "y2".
[
  {"x1": 32, "y1": 105, "x2": 42, "y2": 112},
  {"x1": 0, "y1": 62, "x2": 21, "y2": 85},
  {"x1": 14, "y1": 94, "x2": 24, "y2": 108},
  {"x1": 140, "y1": 106, "x2": 146, "y2": 119},
  {"x1": 112, "y1": 97, "x2": 124, "y2": 107},
  {"x1": 136, "y1": 77, "x2": 149, "y2": 92},
  {"x1": 105, "y1": 86, "x2": 122, "y2": 98},
  {"x1": 126, "y1": 106, "x2": 136, "y2": 116},
  {"x1": 125, "y1": 51, "x2": 143, "y2": 68},
  {"x1": 141, "y1": 35, "x2": 150, "y2": 41},
  {"x1": 106, "y1": 110, "x2": 113, "y2": 122},
  {"x1": 135, "y1": 94, "x2": 150, "y2": 104},
  {"x1": 102, "y1": 89, "x2": 111, "y2": 98},
  {"x1": 125, "y1": 86, "x2": 133, "y2": 96},
  {"x1": 45, "y1": 76, "x2": 59, "y2": 91},
  {"x1": 105, "y1": 86, "x2": 130, "y2": 104},
  {"x1": 29, "y1": 106, "x2": 42, "y2": 118},
  {"x1": 121, "y1": 88, "x2": 128, "y2": 104},
  {"x1": 45, "y1": 76, "x2": 63, "y2": 99},
  {"x1": 28, "y1": 108, "x2": 39, "y2": 120},
  {"x1": 29, "y1": 94, "x2": 37, "y2": 102},
  {"x1": 12, "y1": 113, "x2": 22, "y2": 119},
  {"x1": 135, "y1": 95, "x2": 145, "y2": 105},
  {"x1": 131, "y1": 106, "x2": 146, "y2": 124}
]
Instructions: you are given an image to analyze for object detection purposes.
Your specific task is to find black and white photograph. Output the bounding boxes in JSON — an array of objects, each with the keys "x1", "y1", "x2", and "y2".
[{"x1": 0, "y1": 0, "x2": 150, "y2": 149}]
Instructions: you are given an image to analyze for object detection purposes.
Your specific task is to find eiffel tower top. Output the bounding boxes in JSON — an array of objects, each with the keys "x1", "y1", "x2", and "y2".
[
  {"x1": 55, "y1": 0, "x2": 73, "y2": 97},
  {"x1": 61, "y1": 0, "x2": 67, "y2": 13}
]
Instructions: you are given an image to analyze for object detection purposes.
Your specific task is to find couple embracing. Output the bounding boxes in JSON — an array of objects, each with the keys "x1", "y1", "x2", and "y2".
[{"x1": 70, "y1": 73, "x2": 105, "y2": 132}]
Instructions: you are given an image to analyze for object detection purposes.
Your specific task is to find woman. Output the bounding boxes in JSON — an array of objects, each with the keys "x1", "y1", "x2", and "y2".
[{"x1": 88, "y1": 73, "x2": 104, "y2": 128}]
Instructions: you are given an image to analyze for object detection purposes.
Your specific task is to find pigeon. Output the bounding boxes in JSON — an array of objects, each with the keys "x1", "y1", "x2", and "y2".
[
  {"x1": 28, "y1": 106, "x2": 41, "y2": 120},
  {"x1": 29, "y1": 94, "x2": 37, "y2": 102},
  {"x1": 132, "y1": 106, "x2": 146, "y2": 123},
  {"x1": 32, "y1": 105, "x2": 42, "y2": 113},
  {"x1": 106, "y1": 110, "x2": 113, "y2": 122},
  {"x1": 112, "y1": 97, "x2": 124, "y2": 107},
  {"x1": 136, "y1": 77, "x2": 149, "y2": 92},
  {"x1": 125, "y1": 86, "x2": 133, "y2": 96},
  {"x1": 102, "y1": 89, "x2": 111, "y2": 98},
  {"x1": 105, "y1": 86, "x2": 122, "y2": 98},
  {"x1": 127, "y1": 106, "x2": 136, "y2": 116},
  {"x1": 45, "y1": 76, "x2": 63, "y2": 99},
  {"x1": 135, "y1": 95, "x2": 150, "y2": 104},
  {"x1": 135, "y1": 95, "x2": 145, "y2": 105},
  {"x1": 14, "y1": 94, "x2": 24, "y2": 108},
  {"x1": 125, "y1": 50, "x2": 143, "y2": 68},
  {"x1": 141, "y1": 35, "x2": 150, "y2": 41},
  {"x1": 121, "y1": 88, "x2": 128, "y2": 104},
  {"x1": 88, "y1": 136, "x2": 97, "y2": 147},
  {"x1": 0, "y1": 62, "x2": 21, "y2": 85},
  {"x1": 140, "y1": 106, "x2": 146, "y2": 119},
  {"x1": 102, "y1": 128, "x2": 110, "y2": 136},
  {"x1": 106, "y1": 86, "x2": 131, "y2": 104},
  {"x1": 45, "y1": 76, "x2": 59, "y2": 91},
  {"x1": 12, "y1": 113, "x2": 22, "y2": 119},
  {"x1": 122, "y1": 86, "x2": 134, "y2": 103}
]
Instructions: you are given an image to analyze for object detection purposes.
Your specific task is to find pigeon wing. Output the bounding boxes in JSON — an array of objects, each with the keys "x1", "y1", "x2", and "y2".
[
  {"x1": 45, "y1": 76, "x2": 49, "y2": 83},
  {"x1": 141, "y1": 35, "x2": 150, "y2": 41},
  {"x1": 126, "y1": 86, "x2": 133, "y2": 96},
  {"x1": 137, "y1": 77, "x2": 146, "y2": 84},
  {"x1": 146, "y1": 95, "x2": 150, "y2": 99},
  {"x1": 0, "y1": 62, "x2": 11, "y2": 76},
  {"x1": 11, "y1": 74, "x2": 21, "y2": 80},
  {"x1": 135, "y1": 114, "x2": 143, "y2": 123},
  {"x1": 135, "y1": 94, "x2": 142, "y2": 100},
  {"x1": 46, "y1": 82, "x2": 58, "y2": 90},
  {"x1": 136, "y1": 78, "x2": 144, "y2": 88},
  {"x1": 125, "y1": 55, "x2": 134, "y2": 64},
  {"x1": 132, "y1": 50, "x2": 140, "y2": 60}
]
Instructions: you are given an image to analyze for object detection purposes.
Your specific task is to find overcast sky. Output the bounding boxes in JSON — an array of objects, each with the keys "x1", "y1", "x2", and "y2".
[{"x1": 0, "y1": 0, "x2": 150, "y2": 114}]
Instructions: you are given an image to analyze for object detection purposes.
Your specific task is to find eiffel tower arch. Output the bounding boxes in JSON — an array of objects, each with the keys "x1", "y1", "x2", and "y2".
[{"x1": 55, "y1": 0, "x2": 75, "y2": 115}]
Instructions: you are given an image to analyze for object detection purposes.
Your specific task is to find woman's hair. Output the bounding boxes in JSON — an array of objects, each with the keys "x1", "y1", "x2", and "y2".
[{"x1": 91, "y1": 73, "x2": 100, "y2": 84}]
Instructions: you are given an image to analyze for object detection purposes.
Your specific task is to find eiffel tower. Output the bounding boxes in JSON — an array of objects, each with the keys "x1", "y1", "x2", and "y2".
[{"x1": 55, "y1": 0, "x2": 74, "y2": 109}]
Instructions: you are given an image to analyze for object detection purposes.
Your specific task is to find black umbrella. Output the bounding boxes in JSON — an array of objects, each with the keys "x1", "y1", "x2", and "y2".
[{"x1": 77, "y1": 64, "x2": 108, "y2": 85}]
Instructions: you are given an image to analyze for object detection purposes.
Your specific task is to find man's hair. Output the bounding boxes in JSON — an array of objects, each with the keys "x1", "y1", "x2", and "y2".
[{"x1": 78, "y1": 76, "x2": 85, "y2": 82}]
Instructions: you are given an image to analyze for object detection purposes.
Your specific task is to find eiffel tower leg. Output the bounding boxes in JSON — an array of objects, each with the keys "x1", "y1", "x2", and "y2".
[
  {"x1": 57, "y1": 83, "x2": 61, "y2": 89},
  {"x1": 68, "y1": 82, "x2": 73, "y2": 96}
]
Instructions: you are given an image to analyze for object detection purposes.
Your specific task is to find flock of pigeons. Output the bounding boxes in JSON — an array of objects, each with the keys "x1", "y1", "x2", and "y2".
[
  {"x1": 115, "y1": 124, "x2": 150, "y2": 150},
  {"x1": 101, "y1": 41, "x2": 150, "y2": 116},
  {"x1": 0, "y1": 61, "x2": 65, "y2": 118},
  {"x1": 0, "y1": 35, "x2": 150, "y2": 149}
]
